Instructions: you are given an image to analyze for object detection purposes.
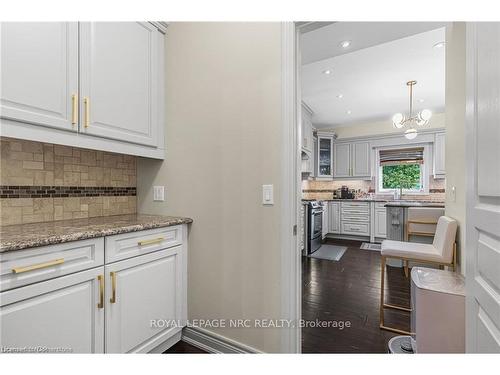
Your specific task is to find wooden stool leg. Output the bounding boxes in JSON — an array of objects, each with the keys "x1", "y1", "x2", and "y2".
[
  {"x1": 404, "y1": 260, "x2": 409, "y2": 278},
  {"x1": 380, "y1": 256, "x2": 386, "y2": 327}
]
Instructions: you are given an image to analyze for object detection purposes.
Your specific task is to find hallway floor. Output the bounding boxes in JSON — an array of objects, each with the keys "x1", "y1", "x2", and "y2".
[{"x1": 302, "y1": 239, "x2": 411, "y2": 353}]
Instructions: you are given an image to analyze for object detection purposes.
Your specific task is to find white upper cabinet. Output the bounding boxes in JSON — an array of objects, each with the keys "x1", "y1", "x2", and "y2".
[
  {"x1": 333, "y1": 141, "x2": 371, "y2": 179},
  {"x1": 433, "y1": 132, "x2": 446, "y2": 178},
  {"x1": 352, "y1": 141, "x2": 371, "y2": 177},
  {"x1": 301, "y1": 103, "x2": 314, "y2": 153},
  {"x1": 79, "y1": 22, "x2": 159, "y2": 146},
  {"x1": 1, "y1": 22, "x2": 166, "y2": 159},
  {"x1": 333, "y1": 143, "x2": 351, "y2": 178},
  {"x1": 0, "y1": 22, "x2": 78, "y2": 131},
  {"x1": 317, "y1": 132, "x2": 334, "y2": 179}
]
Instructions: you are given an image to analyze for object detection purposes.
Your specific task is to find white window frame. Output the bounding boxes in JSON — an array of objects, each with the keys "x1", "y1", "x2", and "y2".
[{"x1": 375, "y1": 143, "x2": 431, "y2": 195}]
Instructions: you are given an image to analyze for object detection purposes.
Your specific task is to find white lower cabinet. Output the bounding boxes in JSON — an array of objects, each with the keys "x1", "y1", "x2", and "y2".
[
  {"x1": 0, "y1": 267, "x2": 105, "y2": 353},
  {"x1": 328, "y1": 202, "x2": 341, "y2": 234},
  {"x1": 374, "y1": 208, "x2": 387, "y2": 238},
  {"x1": 322, "y1": 203, "x2": 329, "y2": 239},
  {"x1": 105, "y1": 247, "x2": 185, "y2": 353},
  {"x1": 0, "y1": 224, "x2": 187, "y2": 354}
]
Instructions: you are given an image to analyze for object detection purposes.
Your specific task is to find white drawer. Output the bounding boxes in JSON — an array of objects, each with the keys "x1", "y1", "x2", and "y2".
[
  {"x1": 1, "y1": 238, "x2": 104, "y2": 291},
  {"x1": 105, "y1": 226, "x2": 183, "y2": 263},
  {"x1": 341, "y1": 213, "x2": 370, "y2": 222},
  {"x1": 341, "y1": 206, "x2": 370, "y2": 215},
  {"x1": 341, "y1": 201, "x2": 370, "y2": 208},
  {"x1": 341, "y1": 221, "x2": 370, "y2": 236}
]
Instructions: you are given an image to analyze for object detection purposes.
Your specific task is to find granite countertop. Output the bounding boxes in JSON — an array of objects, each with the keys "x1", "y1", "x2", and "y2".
[
  {"x1": 0, "y1": 214, "x2": 193, "y2": 253},
  {"x1": 384, "y1": 201, "x2": 445, "y2": 208}
]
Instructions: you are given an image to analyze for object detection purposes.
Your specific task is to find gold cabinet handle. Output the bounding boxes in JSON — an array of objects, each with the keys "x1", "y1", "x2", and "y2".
[
  {"x1": 71, "y1": 94, "x2": 78, "y2": 126},
  {"x1": 83, "y1": 97, "x2": 90, "y2": 128},
  {"x1": 97, "y1": 275, "x2": 104, "y2": 309},
  {"x1": 110, "y1": 271, "x2": 117, "y2": 304},
  {"x1": 137, "y1": 237, "x2": 164, "y2": 246},
  {"x1": 12, "y1": 258, "x2": 64, "y2": 274}
]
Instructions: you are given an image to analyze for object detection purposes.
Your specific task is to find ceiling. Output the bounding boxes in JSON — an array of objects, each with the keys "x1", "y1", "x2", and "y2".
[{"x1": 301, "y1": 23, "x2": 447, "y2": 128}]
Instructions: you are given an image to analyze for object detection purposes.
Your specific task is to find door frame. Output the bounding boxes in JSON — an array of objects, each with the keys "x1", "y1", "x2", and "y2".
[
  {"x1": 281, "y1": 21, "x2": 326, "y2": 354},
  {"x1": 280, "y1": 21, "x2": 301, "y2": 353}
]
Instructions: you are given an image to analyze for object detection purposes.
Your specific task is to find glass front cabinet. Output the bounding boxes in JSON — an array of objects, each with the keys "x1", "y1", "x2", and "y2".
[{"x1": 316, "y1": 132, "x2": 335, "y2": 179}]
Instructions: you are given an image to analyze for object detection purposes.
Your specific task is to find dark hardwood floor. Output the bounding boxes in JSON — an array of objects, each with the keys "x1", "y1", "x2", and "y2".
[
  {"x1": 164, "y1": 341, "x2": 207, "y2": 353},
  {"x1": 302, "y1": 238, "x2": 411, "y2": 353}
]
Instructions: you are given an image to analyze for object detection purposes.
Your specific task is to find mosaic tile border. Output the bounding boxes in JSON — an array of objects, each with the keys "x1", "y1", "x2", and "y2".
[{"x1": 0, "y1": 185, "x2": 136, "y2": 199}]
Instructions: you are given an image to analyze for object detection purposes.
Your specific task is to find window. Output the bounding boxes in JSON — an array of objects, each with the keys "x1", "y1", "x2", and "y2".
[{"x1": 376, "y1": 147, "x2": 427, "y2": 194}]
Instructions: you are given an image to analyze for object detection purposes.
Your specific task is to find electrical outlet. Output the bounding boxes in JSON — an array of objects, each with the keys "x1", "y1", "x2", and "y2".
[{"x1": 153, "y1": 186, "x2": 165, "y2": 201}]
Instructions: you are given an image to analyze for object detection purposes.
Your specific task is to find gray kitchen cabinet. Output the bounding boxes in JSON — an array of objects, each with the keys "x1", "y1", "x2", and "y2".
[
  {"x1": 328, "y1": 201, "x2": 341, "y2": 234},
  {"x1": 333, "y1": 141, "x2": 371, "y2": 178},
  {"x1": 352, "y1": 142, "x2": 371, "y2": 177},
  {"x1": 317, "y1": 132, "x2": 334, "y2": 179},
  {"x1": 0, "y1": 22, "x2": 79, "y2": 131},
  {"x1": 322, "y1": 202, "x2": 329, "y2": 239},
  {"x1": 374, "y1": 207, "x2": 387, "y2": 238},
  {"x1": 433, "y1": 132, "x2": 446, "y2": 178},
  {"x1": 333, "y1": 143, "x2": 351, "y2": 178},
  {"x1": 301, "y1": 103, "x2": 314, "y2": 153}
]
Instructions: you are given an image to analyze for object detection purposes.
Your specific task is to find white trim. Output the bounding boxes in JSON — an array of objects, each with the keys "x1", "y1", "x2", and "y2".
[
  {"x1": 181, "y1": 327, "x2": 262, "y2": 354},
  {"x1": 374, "y1": 143, "x2": 431, "y2": 195},
  {"x1": 280, "y1": 22, "x2": 301, "y2": 354},
  {"x1": 0, "y1": 118, "x2": 165, "y2": 159},
  {"x1": 334, "y1": 127, "x2": 444, "y2": 145}
]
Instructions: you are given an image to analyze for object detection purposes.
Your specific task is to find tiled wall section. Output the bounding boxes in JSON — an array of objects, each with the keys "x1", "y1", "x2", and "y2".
[
  {"x1": 0, "y1": 137, "x2": 137, "y2": 225},
  {"x1": 302, "y1": 177, "x2": 446, "y2": 201}
]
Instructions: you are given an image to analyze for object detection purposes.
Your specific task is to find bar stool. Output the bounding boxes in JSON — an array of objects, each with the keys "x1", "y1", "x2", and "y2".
[{"x1": 379, "y1": 216, "x2": 458, "y2": 335}]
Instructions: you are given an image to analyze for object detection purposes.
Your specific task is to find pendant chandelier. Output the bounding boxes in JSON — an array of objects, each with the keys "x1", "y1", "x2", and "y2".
[{"x1": 392, "y1": 80, "x2": 432, "y2": 140}]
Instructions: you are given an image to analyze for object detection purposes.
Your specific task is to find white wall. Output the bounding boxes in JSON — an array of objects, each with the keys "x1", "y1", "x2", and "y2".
[
  {"x1": 137, "y1": 23, "x2": 283, "y2": 352},
  {"x1": 444, "y1": 22, "x2": 467, "y2": 274},
  {"x1": 319, "y1": 112, "x2": 445, "y2": 139}
]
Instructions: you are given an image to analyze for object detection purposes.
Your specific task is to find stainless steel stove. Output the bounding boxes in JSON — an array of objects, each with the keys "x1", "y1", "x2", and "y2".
[{"x1": 306, "y1": 200, "x2": 325, "y2": 254}]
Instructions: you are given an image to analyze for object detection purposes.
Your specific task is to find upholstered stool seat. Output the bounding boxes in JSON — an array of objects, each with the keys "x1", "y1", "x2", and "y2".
[
  {"x1": 379, "y1": 216, "x2": 458, "y2": 335},
  {"x1": 381, "y1": 240, "x2": 447, "y2": 263}
]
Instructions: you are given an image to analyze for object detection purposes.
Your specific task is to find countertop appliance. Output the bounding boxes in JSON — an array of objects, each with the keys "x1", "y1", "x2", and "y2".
[
  {"x1": 410, "y1": 267, "x2": 465, "y2": 353},
  {"x1": 306, "y1": 200, "x2": 325, "y2": 254}
]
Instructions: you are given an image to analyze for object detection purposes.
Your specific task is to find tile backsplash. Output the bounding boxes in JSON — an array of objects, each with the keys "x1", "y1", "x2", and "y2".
[
  {"x1": 0, "y1": 137, "x2": 137, "y2": 225},
  {"x1": 302, "y1": 177, "x2": 445, "y2": 201}
]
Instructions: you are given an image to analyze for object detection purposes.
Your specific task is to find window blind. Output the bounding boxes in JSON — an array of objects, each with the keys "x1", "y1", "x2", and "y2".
[{"x1": 379, "y1": 147, "x2": 424, "y2": 166}]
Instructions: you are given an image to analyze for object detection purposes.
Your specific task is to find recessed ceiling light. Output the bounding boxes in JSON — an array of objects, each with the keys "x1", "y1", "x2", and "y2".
[
  {"x1": 433, "y1": 41, "x2": 445, "y2": 49},
  {"x1": 346, "y1": 110, "x2": 352, "y2": 115},
  {"x1": 337, "y1": 94, "x2": 344, "y2": 99},
  {"x1": 322, "y1": 69, "x2": 332, "y2": 75},
  {"x1": 418, "y1": 98, "x2": 425, "y2": 103},
  {"x1": 339, "y1": 40, "x2": 351, "y2": 49}
]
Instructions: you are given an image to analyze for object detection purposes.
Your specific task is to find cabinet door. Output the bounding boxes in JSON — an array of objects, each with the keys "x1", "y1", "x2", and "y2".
[
  {"x1": 328, "y1": 202, "x2": 341, "y2": 234},
  {"x1": 333, "y1": 143, "x2": 351, "y2": 178},
  {"x1": 352, "y1": 141, "x2": 371, "y2": 177},
  {"x1": 0, "y1": 22, "x2": 78, "y2": 131},
  {"x1": 322, "y1": 203, "x2": 328, "y2": 239},
  {"x1": 105, "y1": 246, "x2": 185, "y2": 353},
  {"x1": 79, "y1": 22, "x2": 160, "y2": 146},
  {"x1": 374, "y1": 209, "x2": 387, "y2": 238},
  {"x1": 318, "y1": 136, "x2": 333, "y2": 178},
  {"x1": 434, "y1": 132, "x2": 446, "y2": 177},
  {"x1": 0, "y1": 267, "x2": 104, "y2": 353}
]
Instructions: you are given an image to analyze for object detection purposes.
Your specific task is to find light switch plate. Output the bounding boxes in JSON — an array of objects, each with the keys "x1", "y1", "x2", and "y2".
[
  {"x1": 153, "y1": 186, "x2": 165, "y2": 201},
  {"x1": 262, "y1": 184, "x2": 274, "y2": 205}
]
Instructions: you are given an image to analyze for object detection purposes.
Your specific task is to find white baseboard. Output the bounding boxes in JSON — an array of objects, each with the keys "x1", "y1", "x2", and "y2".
[{"x1": 181, "y1": 327, "x2": 262, "y2": 354}]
